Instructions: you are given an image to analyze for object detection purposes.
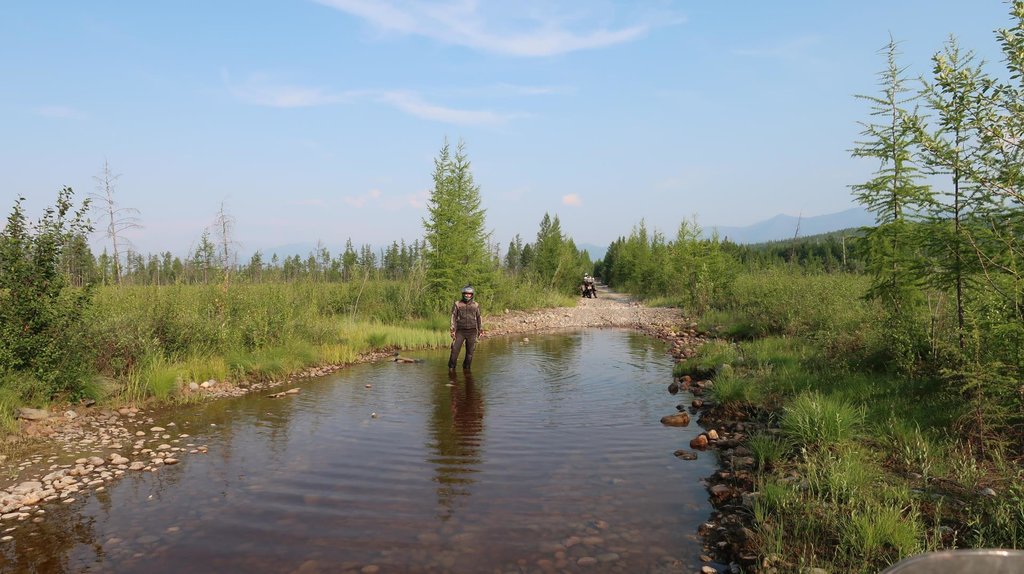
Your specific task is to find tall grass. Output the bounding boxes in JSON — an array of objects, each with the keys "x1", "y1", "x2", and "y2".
[
  {"x1": 673, "y1": 339, "x2": 740, "y2": 378},
  {"x1": 842, "y1": 506, "x2": 923, "y2": 566},
  {"x1": 81, "y1": 281, "x2": 487, "y2": 401},
  {"x1": 709, "y1": 371, "x2": 763, "y2": 407},
  {"x1": 781, "y1": 391, "x2": 865, "y2": 449}
]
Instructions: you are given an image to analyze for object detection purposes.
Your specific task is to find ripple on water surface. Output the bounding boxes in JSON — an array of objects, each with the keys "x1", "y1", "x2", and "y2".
[{"x1": 0, "y1": 329, "x2": 716, "y2": 573}]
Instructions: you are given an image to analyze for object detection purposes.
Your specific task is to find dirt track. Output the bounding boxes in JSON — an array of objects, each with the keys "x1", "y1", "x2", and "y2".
[{"x1": 484, "y1": 285, "x2": 690, "y2": 337}]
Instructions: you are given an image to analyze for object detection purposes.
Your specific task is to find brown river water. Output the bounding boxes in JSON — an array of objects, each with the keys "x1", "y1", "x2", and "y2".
[{"x1": 0, "y1": 329, "x2": 715, "y2": 573}]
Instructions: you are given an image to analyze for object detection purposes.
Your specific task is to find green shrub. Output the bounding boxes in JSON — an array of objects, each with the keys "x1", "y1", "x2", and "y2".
[{"x1": 0, "y1": 189, "x2": 95, "y2": 399}]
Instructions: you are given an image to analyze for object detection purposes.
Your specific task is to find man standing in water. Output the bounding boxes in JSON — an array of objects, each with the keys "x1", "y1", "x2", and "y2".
[{"x1": 449, "y1": 285, "x2": 483, "y2": 371}]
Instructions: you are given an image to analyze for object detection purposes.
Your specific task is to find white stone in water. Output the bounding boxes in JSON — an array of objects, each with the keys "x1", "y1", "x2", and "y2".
[
  {"x1": 161, "y1": 434, "x2": 170, "y2": 439},
  {"x1": 1, "y1": 536, "x2": 11, "y2": 542},
  {"x1": 150, "y1": 427, "x2": 165, "y2": 432},
  {"x1": 87, "y1": 457, "x2": 105, "y2": 467},
  {"x1": 157, "y1": 444, "x2": 171, "y2": 450},
  {"x1": 163, "y1": 458, "x2": 179, "y2": 465},
  {"x1": 62, "y1": 498, "x2": 75, "y2": 504},
  {"x1": 75, "y1": 458, "x2": 88, "y2": 465},
  {"x1": 128, "y1": 462, "x2": 145, "y2": 471},
  {"x1": 135, "y1": 431, "x2": 145, "y2": 437}
]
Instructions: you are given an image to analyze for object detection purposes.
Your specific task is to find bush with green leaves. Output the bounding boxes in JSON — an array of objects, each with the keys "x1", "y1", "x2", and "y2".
[{"x1": 0, "y1": 187, "x2": 95, "y2": 400}]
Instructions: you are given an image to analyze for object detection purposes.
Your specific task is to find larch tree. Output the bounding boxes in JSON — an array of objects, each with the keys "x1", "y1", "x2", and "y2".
[
  {"x1": 916, "y1": 36, "x2": 993, "y2": 350},
  {"x1": 422, "y1": 139, "x2": 493, "y2": 311},
  {"x1": 851, "y1": 38, "x2": 932, "y2": 310}
]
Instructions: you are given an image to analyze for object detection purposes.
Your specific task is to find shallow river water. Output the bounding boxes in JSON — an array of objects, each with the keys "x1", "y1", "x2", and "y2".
[{"x1": 1, "y1": 329, "x2": 715, "y2": 573}]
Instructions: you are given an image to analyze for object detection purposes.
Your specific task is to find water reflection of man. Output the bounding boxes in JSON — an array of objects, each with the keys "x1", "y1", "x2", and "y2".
[{"x1": 428, "y1": 370, "x2": 485, "y2": 520}]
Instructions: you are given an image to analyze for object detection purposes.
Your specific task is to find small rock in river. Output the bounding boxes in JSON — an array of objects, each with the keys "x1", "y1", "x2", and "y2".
[
  {"x1": 660, "y1": 413, "x2": 690, "y2": 427},
  {"x1": 674, "y1": 450, "x2": 698, "y2": 460}
]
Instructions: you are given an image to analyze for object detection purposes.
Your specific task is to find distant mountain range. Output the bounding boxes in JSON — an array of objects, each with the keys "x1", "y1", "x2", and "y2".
[{"x1": 708, "y1": 207, "x2": 873, "y2": 245}]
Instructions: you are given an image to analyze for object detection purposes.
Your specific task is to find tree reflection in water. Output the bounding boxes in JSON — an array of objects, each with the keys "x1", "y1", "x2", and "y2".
[{"x1": 427, "y1": 369, "x2": 485, "y2": 521}]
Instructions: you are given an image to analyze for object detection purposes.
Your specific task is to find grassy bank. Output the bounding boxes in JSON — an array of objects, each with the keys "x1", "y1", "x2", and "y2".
[
  {"x1": 671, "y1": 269, "x2": 1024, "y2": 572},
  {"x1": 0, "y1": 279, "x2": 574, "y2": 432}
]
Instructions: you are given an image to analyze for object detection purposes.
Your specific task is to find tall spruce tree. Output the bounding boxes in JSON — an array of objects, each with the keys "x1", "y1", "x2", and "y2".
[
  {"x1": 531, "y1": 213, "x2": 565, "y2": 287},
  {"x1": 422, "y1": 139, "x2": 492, "y2": 310}
]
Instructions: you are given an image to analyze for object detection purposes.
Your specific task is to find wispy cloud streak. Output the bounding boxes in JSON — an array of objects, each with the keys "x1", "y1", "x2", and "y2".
[
  {"x1": 313, "y1": 0, "x2": 658, "y2": 57},
  {"x1": 225, "y1": 73, "x2": 522, "y2": 126}
]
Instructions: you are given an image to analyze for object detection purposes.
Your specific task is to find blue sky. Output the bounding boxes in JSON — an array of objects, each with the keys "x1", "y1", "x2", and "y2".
[{"x1": 0, "y1": 1, "x2": 1013, "y2": 257}]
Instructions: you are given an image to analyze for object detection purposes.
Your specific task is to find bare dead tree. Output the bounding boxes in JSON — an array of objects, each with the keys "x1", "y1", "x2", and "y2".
[
  {"x1": 213, "y1": 200, "x2": 240, "y2": 286},
  {"x1": 90, "y1": 160, "x2": 141, "y2": 285},
  {"x1": 213, "y1": 201, "x2": 236, "y2": 267}
]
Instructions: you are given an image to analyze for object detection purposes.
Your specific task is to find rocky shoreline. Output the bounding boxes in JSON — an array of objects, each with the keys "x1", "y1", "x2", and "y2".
[{"x1": 0, "y1": 288, "x2": 758, "y2": 573}]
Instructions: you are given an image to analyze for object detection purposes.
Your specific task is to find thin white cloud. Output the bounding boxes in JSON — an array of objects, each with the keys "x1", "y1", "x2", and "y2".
[
  {"x1": 289, "y1": 198, "x2": 329, "y2": 207},
  {"x1": 225, "y1": 73, "x2": 519, "y2": 127},
  {"x1": 34, "y1": 105, "x2": 85, "y2": 119},
  {"x1": 226, "y1": 74, "x2": 347, "y2": 108},
  {"x1": 383, "y1": 189, "x2": 431, "y2": 210},
  {"x1": 562, "y1": 193, "x2": 582, "y2": 206},
  {"x1": 732, "y1": 35, "x2": 822, "y2": 61},
  {"x1": 343, "y1": 188, "x2": 386, "y2": 208},
  {"x1": 493, "y1": 83, "x2": 573, "y2": 96},
  {"x1": 377, "y1": 91, "x2": 518, "y2": 126},
  {"x1": 313, "y1": 0, "x2": 659, "y2": 57}
]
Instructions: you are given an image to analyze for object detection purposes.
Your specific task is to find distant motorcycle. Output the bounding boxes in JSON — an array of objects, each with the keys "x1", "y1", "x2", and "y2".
[{"x1": 580, "y1": 280, "x2": 597, "y2": 298}]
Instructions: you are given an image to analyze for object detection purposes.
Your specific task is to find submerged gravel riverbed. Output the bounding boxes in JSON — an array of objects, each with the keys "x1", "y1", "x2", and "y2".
[{"x1": 1, "y1": 288, "x2": 718, "y2": 571}]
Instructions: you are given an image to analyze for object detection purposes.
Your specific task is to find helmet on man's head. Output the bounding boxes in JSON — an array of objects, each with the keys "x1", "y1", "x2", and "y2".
[{"x1": 461, "y1": 285, "x2": 475, "y2": 295}]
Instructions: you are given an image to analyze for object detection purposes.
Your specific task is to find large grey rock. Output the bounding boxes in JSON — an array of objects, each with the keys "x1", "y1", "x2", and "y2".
[{"x1": 17, "y1": 408, "x2": 49, "y2": 421}]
